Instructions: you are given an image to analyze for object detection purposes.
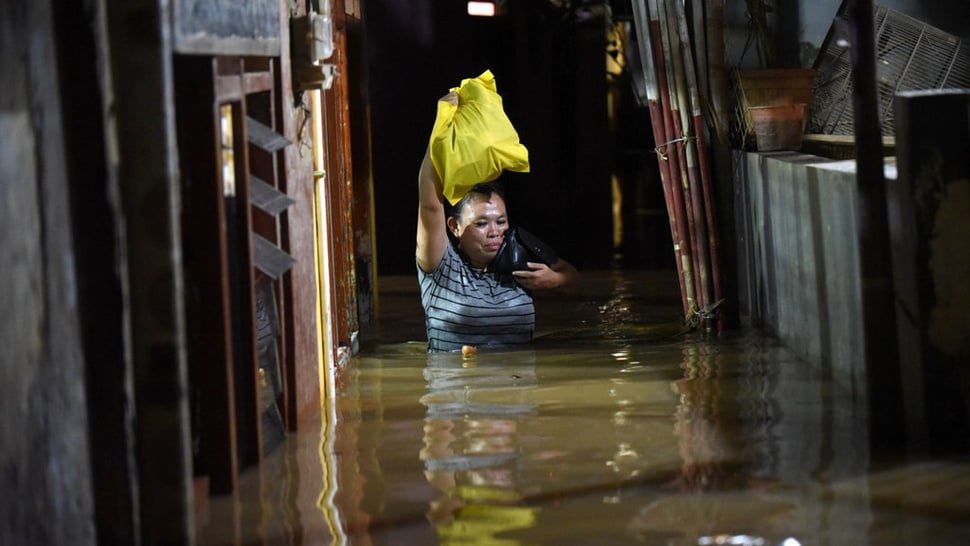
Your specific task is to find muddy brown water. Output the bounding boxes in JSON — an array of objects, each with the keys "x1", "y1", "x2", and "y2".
[{"x1": 198, "y1": 270, "x2": 970, "y2": 545}]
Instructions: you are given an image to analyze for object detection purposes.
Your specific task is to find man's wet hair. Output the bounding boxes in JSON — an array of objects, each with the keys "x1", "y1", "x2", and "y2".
[{"x1": 448, "y1": 181, "x2": 506, "y2": 222}]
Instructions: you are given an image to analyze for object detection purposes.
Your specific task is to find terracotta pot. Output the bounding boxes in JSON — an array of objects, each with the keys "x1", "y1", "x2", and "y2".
[{"x1": 748, "y1": 103, "x2": 808, "y2": 151}]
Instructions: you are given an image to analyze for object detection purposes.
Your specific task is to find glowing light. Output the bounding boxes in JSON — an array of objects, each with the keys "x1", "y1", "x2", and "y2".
[
  {"x1": 697, "y1": 536, "x2": 766, "y2": 546},
  {"x1": 467, "y1": 1, "x2": 496, "y2": 16}
]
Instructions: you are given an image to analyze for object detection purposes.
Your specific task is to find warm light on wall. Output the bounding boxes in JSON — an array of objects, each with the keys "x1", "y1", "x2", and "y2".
[{"x1": 467, "y1": 1, "x2": 496, "y2": 17}]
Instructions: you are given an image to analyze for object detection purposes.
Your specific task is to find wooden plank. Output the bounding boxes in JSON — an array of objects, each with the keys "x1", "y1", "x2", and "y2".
[
  {"x1": 247, "y1": 116, "x2": 291, "y2": 152},
  {"x1": 242, "y1": 70, "x2": 296, "y2": 433},
  {"x1": 323, "y1": 10, "x2": 359, "y2": 350},
  {"x1": 244, "y1": 71, "x2": 274, "y2": 95},
  {"x1": 346, "y1": 14, "x2": 376, "y2": 325},
  {"x1": 173, "y1": 0, "x2": 281, "y2": 56},
  {"x1": 215, "y1": 69, "x2": 274, "y2": 101},
  {"x1": 252, "y1": 233, "x2": 297, "y2": 279},
  {"x1": 174, "y1": 55, "x2": 239, "y2": 495},
  {"x1": 324, "y1": 91, "x2": 353, "y2": 348},
  {"x1": 230, "y1": 101, "x2": 263, "y2": 470},
  {"x1": 250, "y1": 175, "x2": 294, "y2": 215},
  {"x1": 214, "y1": 74, "x2": 242, "y2": 102},
  {"x1": 801, "y1": 134, "x2": 896, "y2": 159}
]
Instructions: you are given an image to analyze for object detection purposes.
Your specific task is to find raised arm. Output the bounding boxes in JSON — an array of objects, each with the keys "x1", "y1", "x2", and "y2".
[{"x1": 416, "y1": 93, "x2": 458, "y2": 273}]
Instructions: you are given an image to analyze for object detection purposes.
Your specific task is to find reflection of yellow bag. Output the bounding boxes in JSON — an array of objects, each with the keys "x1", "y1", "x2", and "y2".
[{"x1": 429, "y1": 70, "x2": 530, "y2": 205}]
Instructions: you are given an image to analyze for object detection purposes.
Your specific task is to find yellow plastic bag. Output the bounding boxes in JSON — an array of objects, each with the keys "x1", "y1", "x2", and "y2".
[{"x1": 429, "y1": 70, "x2": 530, "y2": 205}]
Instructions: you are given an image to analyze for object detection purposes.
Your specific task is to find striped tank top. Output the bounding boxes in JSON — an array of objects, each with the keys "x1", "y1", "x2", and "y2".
[{"x1": 418, "y1": 243, "x2": 535, "y2": 352}]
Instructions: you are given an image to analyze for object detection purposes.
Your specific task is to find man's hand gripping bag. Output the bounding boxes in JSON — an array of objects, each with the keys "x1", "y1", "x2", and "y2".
[{"x1": 429, "y1": 70, "x2": 530, "y2": 205}]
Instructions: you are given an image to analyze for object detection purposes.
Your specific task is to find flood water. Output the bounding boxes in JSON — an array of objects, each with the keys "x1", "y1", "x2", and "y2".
[{"x1": 198, "y1": 270, "x2": 970, "y2": 545}]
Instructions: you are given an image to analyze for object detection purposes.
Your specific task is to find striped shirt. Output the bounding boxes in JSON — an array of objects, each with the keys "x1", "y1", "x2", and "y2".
[{"x1": 418, "y1": 243, "x2": 535, "y2": 352}]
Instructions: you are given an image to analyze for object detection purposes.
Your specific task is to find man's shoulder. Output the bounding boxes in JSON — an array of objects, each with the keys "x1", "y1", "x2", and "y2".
[{"x1": 418, "y1": 241, "x2": 463, "y2": 279}]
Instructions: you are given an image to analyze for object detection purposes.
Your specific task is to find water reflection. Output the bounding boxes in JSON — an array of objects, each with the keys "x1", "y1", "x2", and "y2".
[
  {"x1": 625, "y1": 340, "x2": 800, "y2": 545},
  {"x1": 413, "y1": 337, "x2": 809, "y2": 545},
  {"x1": 420, "y1": 351, "x2": 540, "y2": 545},
  {"x1": 672, "y1": 344, "x2": 741, "y2": 491},
  {"x1": 197, "y1": 272, "x2": 970, "y2": 545}
]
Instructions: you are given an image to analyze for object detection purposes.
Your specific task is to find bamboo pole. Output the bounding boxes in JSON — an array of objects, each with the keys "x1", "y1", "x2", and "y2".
[
  {"x1": 631, "y1": 0, "x2": 689, "y2": 316},
  {"x1": 647, "y1": 0, "x2": 697, "y2": 317},
  {"x1": 671, "y1": 0, "x2": 724, "y2": 329},
  {"x1": 661, "y1": 0, "x2": 709, "y2": 316},
  {"x1": 690, "y1": 0, "x2": 709, "y2": 106}
]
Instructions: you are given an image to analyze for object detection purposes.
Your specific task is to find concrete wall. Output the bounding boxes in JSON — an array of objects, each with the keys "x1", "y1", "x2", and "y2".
[
  {"x1": 735, "y1": 135, "x2": 970, "y2": 456},
  {"x1": 734, "y1": 152, "x2": 895, "y2": 464},
  {"x1": 734, "y1": 152, "x2": 883, "y2": 392}
]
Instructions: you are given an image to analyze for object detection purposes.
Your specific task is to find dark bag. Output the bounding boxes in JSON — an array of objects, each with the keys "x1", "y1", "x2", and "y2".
[{"x1": 492, "y1": 226, "x2": 558, "y2": 274}]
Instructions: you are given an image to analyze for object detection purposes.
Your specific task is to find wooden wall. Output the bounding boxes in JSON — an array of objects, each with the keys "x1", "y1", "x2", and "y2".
[{"x1": 1, "y1": 1, "x2": 95, "y2": 543}]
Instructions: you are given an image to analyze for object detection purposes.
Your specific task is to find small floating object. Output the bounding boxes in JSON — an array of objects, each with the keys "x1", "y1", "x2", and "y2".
[{"x1": 461, "y1": 345, "x2": 477, "y2": 357}]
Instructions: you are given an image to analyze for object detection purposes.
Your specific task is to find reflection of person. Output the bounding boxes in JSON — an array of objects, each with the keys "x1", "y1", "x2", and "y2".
[
  {"x1": 419, "y1": 353, "x2": 540, "y2": 542},
  {"x1": 417, "y1": 92, "x2": 578, "y2": 353}
]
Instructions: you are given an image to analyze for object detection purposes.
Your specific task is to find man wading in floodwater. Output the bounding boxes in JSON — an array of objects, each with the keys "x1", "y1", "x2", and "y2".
[{"x1": 416, "y1": 91, "x2": 577, "y2": 353}]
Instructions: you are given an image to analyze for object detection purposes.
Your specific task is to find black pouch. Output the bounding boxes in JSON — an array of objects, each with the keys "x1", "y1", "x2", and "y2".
[{"x1": 492, "y1": 226, "x2": 558, "y2": 274}]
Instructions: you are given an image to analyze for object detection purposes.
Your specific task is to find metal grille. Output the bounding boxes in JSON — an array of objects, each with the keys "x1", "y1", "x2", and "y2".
[{"x1": 808, "y1": 4, "x2": 970, "y2": 136}]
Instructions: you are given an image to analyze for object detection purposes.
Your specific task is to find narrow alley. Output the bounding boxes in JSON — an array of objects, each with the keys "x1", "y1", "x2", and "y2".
[{"x1": 4, "y1": 1, "x2": 970, "y2": 545}]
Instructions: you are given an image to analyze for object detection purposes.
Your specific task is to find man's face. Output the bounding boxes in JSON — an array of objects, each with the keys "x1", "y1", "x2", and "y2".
[{"x1": 451, "y1": 193, "x2": 509, "y2": 269}]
